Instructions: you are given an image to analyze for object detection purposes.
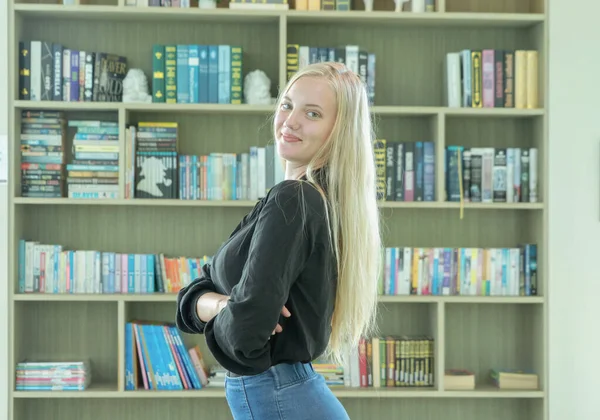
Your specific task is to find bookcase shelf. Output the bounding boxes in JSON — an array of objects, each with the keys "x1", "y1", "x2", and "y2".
[
  {"x1": 12, "y1": 196, "x2": 545, "y2": 209},
  {"x1": 14, "y1": 386, "x2": 545, "y2": 399},
  {"x1": 13, "y1": 3, "x2": 545, "y2": 27},
  {"x1": 15, "y1": 100, "x2": 545, "y2": 117},
  {"x1": 6, "y1": 0, "x2": 549, "y2": 419},
  {"x1": 13, "y1": 293, "x2": 545, "y2": 303}
]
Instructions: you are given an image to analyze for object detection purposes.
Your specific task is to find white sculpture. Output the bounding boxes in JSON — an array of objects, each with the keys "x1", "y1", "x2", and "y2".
[
  {"x1": 243, "y1": 70, "x2": 274, "y2": 105},
  {"x1": 122, "y1": 68, "x2": 152, "y2": 103}
]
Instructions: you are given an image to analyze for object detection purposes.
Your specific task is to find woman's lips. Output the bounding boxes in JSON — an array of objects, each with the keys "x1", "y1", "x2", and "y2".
[{"x1": 282, "y1": 134, "x2": 302, "y2": 143}]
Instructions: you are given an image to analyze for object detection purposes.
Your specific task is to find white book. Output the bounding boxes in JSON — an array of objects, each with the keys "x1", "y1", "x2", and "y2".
[
  {"x1": 257, "y1": 147, "x2": 266, "y2": 199},
  {"x1": 402, "y1": 247, "x2": 412, "y2": 295},
  {"x1": 62, "y1": 49, "x2": 71, "y2": 101},
  {"x1": 345, "y1": 45, "x2": 359, "y2": 74},
  {"x1": 481, "y1": 147, "x2": 494, "y2": 203},
  {"x1": 506, "y1": 148, "x2": 515, "y2": 202},
  {"x1": 30, "y1": 41, "x2": 41, "y2": 101},
  {"x1": 529, "y1": 147, "x2": 538, "y2": 202},
  {"x1": 299, "y1": 46, "x2": 309, "y2": 70},
  {"x1": 411, "y1": 0, "x2": 425, "y2": 12},
  {"x1": 513, "y1": 147, "x2": 521, "y2": 202},
  {"x1": 444, "y1": 52, "x2": 462, "y2": 107}
]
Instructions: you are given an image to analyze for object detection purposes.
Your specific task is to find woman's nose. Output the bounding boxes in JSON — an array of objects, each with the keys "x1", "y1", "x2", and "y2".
[{"x1": 284, "y1": 114, "x2": 300, "y2": 130}]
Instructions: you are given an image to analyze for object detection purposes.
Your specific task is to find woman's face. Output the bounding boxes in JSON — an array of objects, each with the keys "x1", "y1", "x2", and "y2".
[{"x1": 274, "y1": 76, "x2": 337, "y2": 167}]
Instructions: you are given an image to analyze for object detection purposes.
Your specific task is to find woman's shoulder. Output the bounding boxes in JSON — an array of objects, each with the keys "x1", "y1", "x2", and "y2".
[{"x1": 268, "y1": 179, "x2": 326, "y2": 206}]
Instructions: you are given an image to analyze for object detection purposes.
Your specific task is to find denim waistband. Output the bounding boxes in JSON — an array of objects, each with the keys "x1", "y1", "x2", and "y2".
[{"x1": 227, "y1": 361, "x2": 315, "y2": 387}]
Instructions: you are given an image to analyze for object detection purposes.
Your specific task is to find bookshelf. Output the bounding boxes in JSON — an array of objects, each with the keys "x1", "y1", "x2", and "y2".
[{"x1": 6, "y1": 0, "x2": 548, "y2": 419}]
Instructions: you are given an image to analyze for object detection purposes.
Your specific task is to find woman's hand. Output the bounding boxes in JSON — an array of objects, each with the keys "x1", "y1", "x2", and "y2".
[
  {"x1": 196, "y1": 292, "x2": 230, "y2": 323},
  {"x1": 272, "y1": 305, "x2": 291, "y2": 335},
  {"x1": 216, "y1": 295, "x2": 230, "y2": 315}
]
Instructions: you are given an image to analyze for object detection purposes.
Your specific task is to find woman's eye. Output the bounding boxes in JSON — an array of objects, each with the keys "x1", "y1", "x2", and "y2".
[
  {"x1": 281, "y1": 103, "x2": 291, "y2": 110},
  {"x1": 307, "y1": 111, "x2": 320, "y2": 118}
]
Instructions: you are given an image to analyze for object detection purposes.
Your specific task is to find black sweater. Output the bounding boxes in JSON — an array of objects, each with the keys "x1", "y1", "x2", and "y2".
[{"x1": 175, "y1": 177, "x2": 337, "y2": 376}]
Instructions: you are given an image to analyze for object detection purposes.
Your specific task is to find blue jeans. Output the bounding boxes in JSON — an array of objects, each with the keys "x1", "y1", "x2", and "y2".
[{"x1": 224, "y1": 361, "x2": 350, "y2": 420}]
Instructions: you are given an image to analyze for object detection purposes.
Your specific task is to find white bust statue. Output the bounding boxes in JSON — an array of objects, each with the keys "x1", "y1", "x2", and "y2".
[
  {"x1": 243, "y1": 69, "x2": 274, "y2": 105},
  {"x1": 123, "y1": 68, "x2": 152, "y2": 103}
]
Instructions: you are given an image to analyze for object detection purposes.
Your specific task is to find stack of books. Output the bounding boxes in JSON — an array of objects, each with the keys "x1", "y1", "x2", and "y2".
[{"x1": 15, "y1": 360, "x2": 91, "y2": 391}]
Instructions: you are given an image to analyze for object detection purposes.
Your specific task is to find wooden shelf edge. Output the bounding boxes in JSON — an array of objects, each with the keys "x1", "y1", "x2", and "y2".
[
  {"x1": 12, "y1": 4, "x2": 546, "y2": 26},
  {"x1": 13, "y1": 100, "x2": 273, "y2": 114},
  {"x1": 11, "y1": 386, "x2": 545, "y2": 399},
  {"x1": 12, "y1": 293, "x2": 544, "y2": 303},
  {"x1": 11, "y1": 198, "x2": 259, "y2": 207},
  {"x1": 13, "y1": 101, "x2": 545, "y2": 117},
  {"x1": 11, "y1": 197, "x2": 545, "y2": 210},
  {"x1": 378, "y1": 296, "x2": 544, "y2": 304}
]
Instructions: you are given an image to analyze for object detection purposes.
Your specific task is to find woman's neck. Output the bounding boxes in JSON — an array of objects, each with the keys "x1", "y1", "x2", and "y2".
[{"x1": 285, "y1": 162, "x2": 308, "y2": 180}]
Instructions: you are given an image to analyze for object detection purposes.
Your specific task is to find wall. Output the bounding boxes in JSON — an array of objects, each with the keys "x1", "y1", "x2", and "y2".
[{"x1": 547, "y1": 0, "x2": 600, "y2": 419}]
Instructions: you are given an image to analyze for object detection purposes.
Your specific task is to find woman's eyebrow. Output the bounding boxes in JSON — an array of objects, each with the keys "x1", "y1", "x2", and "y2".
[{"x1": 283, "y1": 96, "x2": 323, "y2": 110}]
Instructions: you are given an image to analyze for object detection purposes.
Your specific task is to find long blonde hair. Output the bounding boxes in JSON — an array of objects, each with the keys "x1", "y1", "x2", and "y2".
[{"x1": 273, "y1": 62, "x2": 382, "y2": 365}]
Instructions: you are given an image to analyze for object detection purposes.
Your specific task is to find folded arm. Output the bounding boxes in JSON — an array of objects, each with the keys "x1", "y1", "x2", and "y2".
[
  {"x1": 204, "y1": 181, "x2": 321, "y2": 375},
  {"x1": 175, "y1": 263, "x2": 221, "y2": 334}
]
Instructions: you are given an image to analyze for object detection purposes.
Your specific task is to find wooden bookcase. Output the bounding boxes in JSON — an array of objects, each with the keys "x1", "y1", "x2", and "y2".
[{"x1": 6, "y1": 0, "x2": 548, "y2": 419}]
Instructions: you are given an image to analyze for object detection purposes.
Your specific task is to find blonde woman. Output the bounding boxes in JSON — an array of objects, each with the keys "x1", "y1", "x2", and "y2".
[{"x1": 176, "y1": 61, "x2": 382, "y2": 419}]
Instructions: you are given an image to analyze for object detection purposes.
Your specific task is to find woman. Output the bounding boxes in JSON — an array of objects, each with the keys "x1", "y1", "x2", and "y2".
[{"x1": 175, "y1": 61, "x2": 382, "y2": 419}]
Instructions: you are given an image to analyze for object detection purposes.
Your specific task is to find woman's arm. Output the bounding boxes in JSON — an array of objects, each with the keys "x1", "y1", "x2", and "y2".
[
  {"x1": 196, "y1": 292, "x2": 230, "y2": 323},
  {"x1": 176, "y1": 263, "x2": 219, "y2": 334}
]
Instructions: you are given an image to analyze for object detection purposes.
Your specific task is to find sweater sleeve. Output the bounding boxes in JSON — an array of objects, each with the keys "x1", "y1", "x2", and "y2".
[
  {"x1": 175, "y1": 262, "x2": 216, "y2": 335},
  {"x1": 204, "y1": 181, "x2": 321, "y2": 375},
  {"x1": 175, "y1": 202, "x2": 263, "y2": 335}
]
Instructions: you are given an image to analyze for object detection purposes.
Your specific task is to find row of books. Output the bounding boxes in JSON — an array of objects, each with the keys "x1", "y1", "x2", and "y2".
[
  {"x1": 174, "y1": 146, "x2": 286, "y2": 201},
  {"x1": 444, "y1": 49, "x2": 539, "y2": 109},
  {"x1": 15, "y1": 360, "x2": 91, "y2": 391},
  {"x1": 379, "y1": 245, "x2": 538, "y2": 297},
  {"x1": 16, "y1": 42, "x2": 537, "y2": 110},
  {"x1": 18, "y1": 239, "x2": 538, "y2": 297},
  {"x1": 318, "y1": 338, "x2": 537, "y2": 390},
  {"x1": 125, "y1": 122, "x2": 288, "y2": 201},
  {"x1": 125, "y1": 0, "x2": 192, "y2": 6},
  {"x1": 132, "y1": 328, "x2": 437, "y2": 390},
  {"x1": 14, "y1": 358, "x2": 537, "y2": 393},
  {"x1": 125, "y1": 321, "x2": 210, "y2": 390},
  {"x1": 286, "y1": 44, "x2": 375, "y2": 105},
  {"x1": 17, "y1": 239, "x2": 212, "y2": 294},
  {"x1": 18, "y1": 41, "x2": 127, "y2": 103},
  {"x1": 446, "y1": 146, "x2": 538, "y2": 203},
  {"x1": 344, "y1": 335, "x2": 435, "y2": 388},
  {"x1": 18, "y1": 127, "x2": 541, "y2": 205},
  {"x1": 374, "y1": 140, "x2": 435, "y2": 202},
  {"x1": 234, "y1": 0, "x2": 436, "y2": 11},
  {"x1": 151, "y1": 44, "x2": 243, "y2": 104},
  {"x1": 94, "y1": 0, "x2": 436, "y2": 11}
]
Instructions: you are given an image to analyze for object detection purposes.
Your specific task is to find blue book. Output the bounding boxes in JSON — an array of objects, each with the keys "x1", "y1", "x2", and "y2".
[
  {"x1": 176, "y1": 45, "x2": 189, "y2": 103},
  {"x1": 188, "y1": 45, "x2": 199, "y2": 103},
  {"x1": 218, "y1": 45, "x2": 231, "y2": 104},
  {"x1": 125, "y1": 323, "x2": 135, "y2": 390},
  {"x1": 198, "y1": 45, "x2": 209, "y2": 103},
  {"x1": 128, "y1": 254, "x2": 135, "y2": 293},
  {"x1": 208, "y1": 45, "x2": 219, "y2": 103}
]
